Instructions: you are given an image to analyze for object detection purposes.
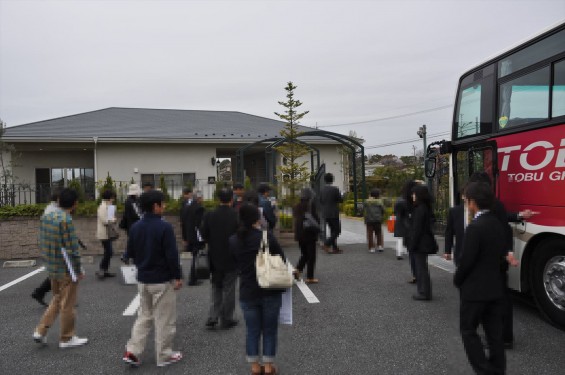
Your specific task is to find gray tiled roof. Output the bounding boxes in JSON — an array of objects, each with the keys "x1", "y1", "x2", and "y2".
[{"x1": 3, "y1": 107, "x2": 324, "y2": 141}]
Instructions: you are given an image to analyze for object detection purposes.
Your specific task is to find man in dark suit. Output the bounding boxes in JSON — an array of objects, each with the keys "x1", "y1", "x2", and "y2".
[
  {"x1": 182, "y1": 191, "x2": 205, "y2": 286},
  {"x1": 200, "y1": 188, "x2": 239, "y2": 329},
  {"x1": 454, "y1": 182, "x2": 506, "y2": 375},
  {"x1": 444, "y1": 200, "x2": 465, "y2": 267},
  {"x1": 320, "y1": 173, "x2": 343, "y2": 254}
]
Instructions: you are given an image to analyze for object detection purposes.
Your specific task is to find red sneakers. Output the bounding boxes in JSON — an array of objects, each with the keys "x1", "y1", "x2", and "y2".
[
  {"x1": 122, "y1": 351, "x2": 141, "y2": 367},
  {"x1": 157, "y1": 351, "x2": 182, "y2": 367}
]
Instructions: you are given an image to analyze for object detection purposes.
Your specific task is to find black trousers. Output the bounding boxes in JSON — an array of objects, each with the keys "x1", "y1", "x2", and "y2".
[
  {"x1": 460, "y1": 298, "x2": 506, "y2": 375},
  {"x1": 409, "y1": 251, "x2": 417, "y2": 279},
  {"x1": 297, "y1": 238, "x2": 317, "y2": 279},
  {"x1": 99, "y1": 240, "x2": 113, "y2": 271},
  {"x1": 324, "y1": 218, "x2": 341, "y2": 250},
  {"x1": 187, "y1": 243, "x2": 198, "y2": 284},
  {"x1": 413, "y1": 252, "x2": 431, "y2": 298}
]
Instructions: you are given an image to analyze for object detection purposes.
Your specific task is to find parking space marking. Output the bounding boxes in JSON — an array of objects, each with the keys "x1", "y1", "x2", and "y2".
[
  {"x1": 123, "y1": 293, "x2": 140, "y2": 316},
  {"x1": 429, "y1": 255, "x2": 456, "y2": 274},
  {"x1": 0, "y1": 266, "x2": 45, "y2": 293},
  {"x1": 288, "y1": 263, "x2": 320, "y2": 304}
]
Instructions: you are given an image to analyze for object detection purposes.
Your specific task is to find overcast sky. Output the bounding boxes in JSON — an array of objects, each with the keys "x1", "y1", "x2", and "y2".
[{"x1": 1, "y1": 0, "x2": 564, "y2": 156}]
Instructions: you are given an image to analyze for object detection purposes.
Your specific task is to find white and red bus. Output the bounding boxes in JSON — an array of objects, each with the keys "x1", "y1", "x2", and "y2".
[{"x1": 427, "y1": 22, "x2": 565, "y2": 328}]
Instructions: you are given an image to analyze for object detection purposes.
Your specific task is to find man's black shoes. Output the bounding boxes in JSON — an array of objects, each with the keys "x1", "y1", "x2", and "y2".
[
  {"x1": 205, "y1": 318, "x2": 218, "y2": 328},
  {"x1": 221, "y1": 319, "x2": 239, "y2": 329}
]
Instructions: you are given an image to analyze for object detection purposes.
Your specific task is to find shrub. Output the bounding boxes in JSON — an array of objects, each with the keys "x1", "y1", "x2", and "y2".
[{"x1": 279, "y1": 213, "x2": 293, "y2": 231}]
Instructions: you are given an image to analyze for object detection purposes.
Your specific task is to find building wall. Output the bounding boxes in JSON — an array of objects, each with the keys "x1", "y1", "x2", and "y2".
[
  {"x1": 7, "y1": 141, "x2": 347, "y2": 202},
  {"x1": 96, "y1": 143, "x2": 219, "y2": 199},
  {"x1": 12, "y1": 149, "x2": 94, "y2": 185}
]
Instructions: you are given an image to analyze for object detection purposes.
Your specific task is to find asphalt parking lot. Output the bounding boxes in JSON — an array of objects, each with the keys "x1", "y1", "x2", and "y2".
[{"x1": 1, "y1": 219, "x2": 564, "y2": 375}]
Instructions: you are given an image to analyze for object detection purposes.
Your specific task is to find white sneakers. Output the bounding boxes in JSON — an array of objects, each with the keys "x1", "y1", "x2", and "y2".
[
  {"x1": 33, "y1": 331, "x2": 47, "y2": 344},
  {"x1": 369, "y1": 248, "x2": 376, "y2": 253},
  {"x1": 59, "y1": 335, "x2": 88, "y2": 349},
  {"x1": 377, "y1": 246, "x2": 384, "y2": 252}
]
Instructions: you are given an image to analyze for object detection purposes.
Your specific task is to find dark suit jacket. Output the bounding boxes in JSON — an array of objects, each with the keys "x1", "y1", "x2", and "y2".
[
  {"x1": 320, "y1": 185, "x2": 343, "y2": 219},
  {"x1": 200, "y1": 205, "x2": 239, "y2": 273},
  {"x1": 181, "y1": 201, "x2": 205, "y2": 246},
  {"x1": 293, "y1": 200, "x2": 319, "y2": 242},
  {"x1": 123, "y1": 196, "x2": 141, "y2": 232},
  {"x1": 445, "y1": 205, "x2": 464, "y2": 266},
  {"x1": 454, "y1": 212, "x2": 506, "y2": 301},
  {"x1": 407, "y1": 203, "x2": 438, "y2": 254}
]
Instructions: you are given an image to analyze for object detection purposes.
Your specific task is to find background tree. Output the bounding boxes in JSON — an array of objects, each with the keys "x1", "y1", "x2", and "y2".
[
  {"x1": 274, "y1": 81, "x2": 311, "y2": 202},
  {"x1": 159, "y1": 173, "x2": 170, "y2": 200}
]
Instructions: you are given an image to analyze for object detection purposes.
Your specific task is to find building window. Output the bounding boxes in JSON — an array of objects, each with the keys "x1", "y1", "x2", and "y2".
[
  {"x1": 141, "y1": 173, "x2": 195, "y2": 199},
  {"x1": 35, "y1": 167, "x2": 95, "y2": 203}
]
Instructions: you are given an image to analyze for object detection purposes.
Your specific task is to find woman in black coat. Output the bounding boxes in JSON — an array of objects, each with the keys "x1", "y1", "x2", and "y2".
[
  {"x1": 229, "y1": 204, "x2": 286, "y2": 375},
  {"x1": 293, "y1": 188, "x2": 320, "y2": 284},
  {"x1": 408, "y1": 184, "x2": 438, "y2": 301}
]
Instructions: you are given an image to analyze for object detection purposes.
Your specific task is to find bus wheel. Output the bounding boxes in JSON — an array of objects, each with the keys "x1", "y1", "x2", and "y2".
[{"x1": 531, "y1": 238, "x2": 565, "y2": 329}]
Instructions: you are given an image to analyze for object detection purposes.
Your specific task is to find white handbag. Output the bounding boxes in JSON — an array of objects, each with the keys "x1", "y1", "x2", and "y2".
[{"x1": 256, "y1": 231, "x2": 293, "y2": 289}]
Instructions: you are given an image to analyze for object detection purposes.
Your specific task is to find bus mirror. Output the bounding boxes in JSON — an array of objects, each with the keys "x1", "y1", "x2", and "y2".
[{"x1": 425, "y1": 157, "x2": 436, "y2": 178}]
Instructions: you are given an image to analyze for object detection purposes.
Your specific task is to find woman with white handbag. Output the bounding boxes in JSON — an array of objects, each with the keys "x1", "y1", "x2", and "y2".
[{"x1": 229, "y1": 204, "x2": 288, "y2": 375}]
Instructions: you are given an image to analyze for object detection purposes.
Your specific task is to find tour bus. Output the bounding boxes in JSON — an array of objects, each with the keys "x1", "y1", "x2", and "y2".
[{"x1": 426, "y1": 22, "x2": 565, "y2": 328}]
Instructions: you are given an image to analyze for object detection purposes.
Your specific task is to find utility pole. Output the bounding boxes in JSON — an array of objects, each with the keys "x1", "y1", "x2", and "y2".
[{"x1": 417, "y1": 124, "x2": 432, "y2": 190}]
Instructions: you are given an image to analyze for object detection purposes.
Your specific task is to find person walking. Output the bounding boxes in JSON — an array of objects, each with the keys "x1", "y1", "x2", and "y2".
[
  {"x1": 182, "y1": 191, "x2": 205, "y2": 286},
  {"x1": 123, "y1": 184, "x2": 142, "y2": 232},
  {"x1": 96, "y1": 189, "x2": 117, "y2": 279},
  {"x1": 408, "y1": 184, "x2": 438, "y2": 301},
  {"x1": 229, "y1": 203, "x2": 286, "y2": 375},
  {"x1": 200, "y1": 188, "x2": 239, "y2": 329},
  {"x1": 443, "y1": 192, "x2": 466, "y2": 267},
  {"x1": 33, "y1": 188, "x2": 88, "y2": 348},
  {"x1": 293, "y1": 188, "x2": 320, "y2": 284},
  {"x1": 120, "y1": 184, "x2": 142, "y2": 263},
  {"x1": 468, "y1": 172, "x2": 535, "y2": 349},
  {"x1": 233, "y1": 182, "x2": 245, "y2": 212},
  {"x1": 122, "y1": 189, "x2": 183, "y2": 368},
  {"x1": 258, "y1": 183, "x2": 277, "y2": 230},
  {"x1": 454, "y1": 181, "x2": 507, "y2": 375},
  {"x1": 320, "y1": 172, "x2": 343, "y2": 254},
  {"x1": 32, "y1": 192, "x2": 60, "y2": 306},
  {"x1": 395, "y1": 180, "x2": 418, "y2": 274},
  {"x1": 364, "y1": 188, "x2": 385, "y2": 253}
]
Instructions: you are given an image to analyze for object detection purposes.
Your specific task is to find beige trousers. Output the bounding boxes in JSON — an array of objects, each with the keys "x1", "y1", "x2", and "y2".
[
  {"x1": 126, "y1": 282, "x2": 177, "y2": 364},
  {"x1": 36, "y1": 274, "x2": 78, "y2": 342}
]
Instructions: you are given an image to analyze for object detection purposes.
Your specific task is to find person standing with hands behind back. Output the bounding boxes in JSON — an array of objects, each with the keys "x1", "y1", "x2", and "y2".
[{"x1": 122, "y1": 190, "x2": 183, "y2": 368}]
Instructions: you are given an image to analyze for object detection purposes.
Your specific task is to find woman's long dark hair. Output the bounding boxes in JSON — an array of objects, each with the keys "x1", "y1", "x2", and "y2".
[
  {"x1": 237, "y1": 203, "x2": 260, "y2": 240},
  {"x1": 412, "y1": 184, "x2": 432, "y2": 210}
]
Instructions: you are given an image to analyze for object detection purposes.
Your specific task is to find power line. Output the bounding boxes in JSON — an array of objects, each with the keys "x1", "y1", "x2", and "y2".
[
  {"x1": 317, "y1": 104, "x2": 452, "y2": 128},
  {"x1": 365, "y1": 131, "x2": 450, "y2": 150}
]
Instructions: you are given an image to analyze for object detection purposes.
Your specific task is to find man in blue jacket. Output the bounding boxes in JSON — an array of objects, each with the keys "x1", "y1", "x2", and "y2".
[{"x1": 122, "y1": 190, "x2": 183, "y2": 368}]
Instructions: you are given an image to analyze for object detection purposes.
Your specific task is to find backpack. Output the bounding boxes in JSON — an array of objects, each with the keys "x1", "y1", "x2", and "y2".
[{"x1": 365, "y1": 200, "x2": 384, "y2": 223}]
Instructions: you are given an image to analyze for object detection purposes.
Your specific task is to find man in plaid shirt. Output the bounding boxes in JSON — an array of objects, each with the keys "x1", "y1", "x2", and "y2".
[{"x1": 33, "y1": 188, "x2": 89, "y2": 348}]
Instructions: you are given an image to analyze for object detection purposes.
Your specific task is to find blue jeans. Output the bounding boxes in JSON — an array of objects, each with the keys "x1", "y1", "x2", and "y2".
[{"x1": 240, "y1": 294, "x2": 282, "y2": 363}]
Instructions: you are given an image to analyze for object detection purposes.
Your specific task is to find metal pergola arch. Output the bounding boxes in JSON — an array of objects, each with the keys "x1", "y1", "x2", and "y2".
[
  {"x1": 234, "y1": 129, "x2": 366, "y2": 210},
  {"x1": 265, "y1": 138, "x2": 321, "y2": 185}
]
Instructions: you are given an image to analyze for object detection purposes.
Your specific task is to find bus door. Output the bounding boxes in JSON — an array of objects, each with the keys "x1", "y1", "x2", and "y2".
[{"x1": 452, "y1": 142, "x2": 498, "y2": 205}]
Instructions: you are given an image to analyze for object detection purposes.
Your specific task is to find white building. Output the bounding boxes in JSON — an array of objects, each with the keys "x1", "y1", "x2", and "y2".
[{"x1": 2, "y1": 107, "x2": 348, "y2": 202}]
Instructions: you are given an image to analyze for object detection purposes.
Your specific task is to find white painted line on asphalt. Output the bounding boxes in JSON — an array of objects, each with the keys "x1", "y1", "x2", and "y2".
[
  {"x1": 429, "y1": 256, "x2": 455, "y2": 274},
  {"x1": 0, "y1": 266, "x2": 45, "y2": 292},
  {"x1": 123, "y1": 293, "x2": 140, "y2": 316},
  {"x1": 295, "y1": 280, "x2": 320, "y2": 303},
  {"x1": 288, "y1": 262, "x2": 320, "y2": 304}
]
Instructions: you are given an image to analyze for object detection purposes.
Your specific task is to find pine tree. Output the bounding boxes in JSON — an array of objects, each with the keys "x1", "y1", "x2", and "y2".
[{"x1": 274, "y1": 82, "x2": 311, "y2": 202}]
